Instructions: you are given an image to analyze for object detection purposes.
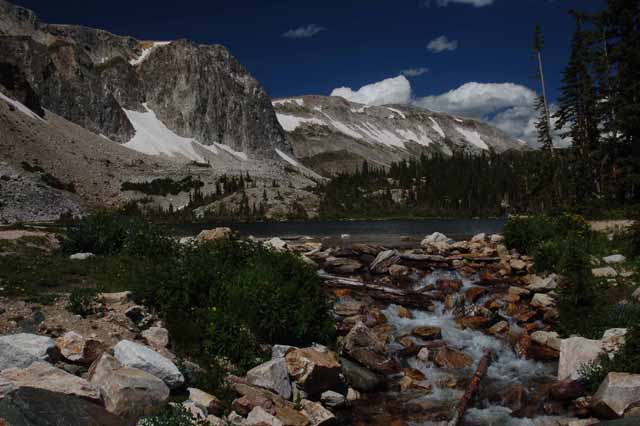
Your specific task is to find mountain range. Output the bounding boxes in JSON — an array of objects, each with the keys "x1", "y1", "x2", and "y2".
[{"x1": 0, "y1": 0, "x2": 528, "y2": 222}]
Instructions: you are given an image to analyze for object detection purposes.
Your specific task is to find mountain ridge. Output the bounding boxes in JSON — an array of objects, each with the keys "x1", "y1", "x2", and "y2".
[{"x1": 273, "y1": 95, "x2": 528, "y2": 175}]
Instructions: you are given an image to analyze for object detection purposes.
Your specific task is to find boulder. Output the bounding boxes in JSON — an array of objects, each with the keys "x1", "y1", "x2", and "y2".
[
  {"x1": 591, "y1": 373, "x2": 640, "y2": 418},
  {"x1": 188, "y1": 387, "x2": 222, "y2": 416},
  {"x1": 285, "y1": 347, "x2": 342, "y2": 395},
  {"x1": 421, "y1": 232, "x2": 453, "y2": 253},
  {"x1": 300, "y1": 399, "x2": 336, "y2": 426},
  {"x1": 417, "y1": 348, "x2": 430, "y2": 361},
  {"x1": 603, "y1": 254, "x2": 626, "y2": 264},
  {"x1": 0, "y1": 342, "x2": 40, "y2": 372},
  {"x1": 0, "y1": 387, "x2": 124, "y2": 426},
  {"x1": 272, "y1": 345, "x2": 296, "y2": 359},
  {"x1": 245, "y1": 406, "x2": 283, "y2": 426},
  {"x1": 334, "y1": 300, "x2": 364, "y2": 317},
  {"x1": 531, "y1": 331, "x2": 562, "y2": 351},
  {"x1": 324, "y1": 257, "x2": 363, "y2": 275},
  {"x1": 490, "y1": 234, "x2": 504, "y2": 243},
  {"x1": 411, "y1": 326, "x2": 442, "y2": 341},
  {"x1": 488, "y1": 321, "x2": 509, "y2": 335},
  {"x1": 94, "y1": 366, "x2": 170, "y2": 420},
  {"x1": 531, "y1": 293, "x2": 555, "y2": 309},
  {"x1": 592, "y1": 266, "x2": 618, "y2": 278},
  {"x1": 558, "y1": 337, "x2": 603, "y2": 381},
  {"x1": 265, "y1": 237, "x2": 288, "y2": 252},
  {"x1": 340, "y1": 357, "x2": 382, "y2": 392},
  {"x1": 369, "y1": 250, "x2": 400, "y2": 274},
  {"x1": 526, "y1": 274, "x2": 558, "y2": 292},
  {"x1": 465, "y1": 287, "x2": 488, "y2": 303},
  {"x1": 246, "y1": 358, "x2": 292, "y2": 400},
  {"x1": 69, "y1": 253, "x2": 95, "y2": 260},
  {"x1": 231, "y1": 393, "x2": 276, "y2": 417},
  {"x1": 343, "y1": 322, "x2": 397, "y2": 374},
  {"x1": 0, "y1": 362, "x2": 99, "y2": 401},
  {"x1": 196, "y1": 227, "x2": 232, "y2": 242},
  {"x1": 389, "y1": 264, "x2": 411, "y2": 278},
  {"x1": 510, "y1": 259, "x2": 527, "y2": 271},
  {"x1": 141, "y1": 327, "x2": 169, "y2": 350},
  {"x1": 113, "y1": 340, "x2": 184, "y2": 389},
  {"x1": 602, "y1": 328, "x2": 628, "y2": 354},
  {"x1": 0, "y1": 333, "x2": 56, "y2": 361},
  {"x1": 550, "y1": 379, "x2": 587, "y2": 401},
  {"x1": 471, "y1": 233, "x2": 486, "y2": 243},
  {"x1": 436, "y1": 279, "x2": 463, "y2": 293},
  {"x1": 433, "y1": 347, "x2": 473, "y2": 369},
  {"x1": 320, "y1": 390, "x2": 346, "y2": 409},
  {"x1": 633, "y1": 287, "x2": 640, "y2": 302},
  {"x1": 56, "y1": 332, "x2": 104, "y2": 364}
]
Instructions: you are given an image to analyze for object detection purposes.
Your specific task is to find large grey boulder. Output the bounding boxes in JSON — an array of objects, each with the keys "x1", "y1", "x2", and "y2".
[
  {"x1": 0, "y1": 333, "x2": 56, "y2": 360},
  {"x1": 340, "y1": 357, "x2": 382, "y2": 392},
  {"x1": 558, "y1": 337, "x2": 603, "y2": 381},
  {"x1": 0, "y1": 387, "x2": 125, "y2": 426},
  {"x1": 0, "y1": 362, "x2": 99, "y2": 401},
  {"x1": 591, "y1": 372, "x2": 640, "y2": 418},
  {"x1": 245, "y1": 406, "x2": 283, "y2": 426},
  {"x1": 369, "y1": 250, "x2": 400, "y2": 274},
  {"x1": 300, "y1": 399, "x2": 336, "y2": 426},
  {"x1": 94, "y1": 368, "x2": 169, "y2": 420},
  {"x1": 114, "y1": 340, "x2": 184, "y2": 389},
  {"x1": 0, "y1": 342, "x2": 40, "y2": 371},
  {"x1": 246, "y1": 358, "x2": 292, "y2": 400},
  {"x1": 285, "y1": 346, "x2": 342, "y2": 395}
]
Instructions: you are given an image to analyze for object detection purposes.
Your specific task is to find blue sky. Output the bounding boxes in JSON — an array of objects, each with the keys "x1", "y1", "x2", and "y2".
[{"x1": 13, "y1": 0, "x2": 604, "y2": 144}]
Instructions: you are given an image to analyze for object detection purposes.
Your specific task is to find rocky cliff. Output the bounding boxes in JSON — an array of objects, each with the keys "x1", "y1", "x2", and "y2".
[
  {"x1": 273, "y1": 95, "x2": 528, "y2": 175},
  {"x1": 0, "y1": 0, "x2": 288, "y2": 158}
]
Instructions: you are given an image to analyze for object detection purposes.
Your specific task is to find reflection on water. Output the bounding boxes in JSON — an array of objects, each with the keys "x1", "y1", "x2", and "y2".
[{"x1": 168, "y1": 218, "x2": 506, "y2": 247}]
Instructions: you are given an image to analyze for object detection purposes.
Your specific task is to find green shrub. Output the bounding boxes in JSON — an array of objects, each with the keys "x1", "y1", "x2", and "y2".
[
  {"x1": 67, "y1": 287, "x2": 101, "y2": 317},
  {"x1": 131, "y1": 238, "x2": 335, "y2": 374},
  {"x1": 138, "y1": 405, "x2": 207, "y2": 426},
  {"x1": 504, "y1": 213, "x2": 591, "y2": 255},
  {"x1": 60, "y1": 213, "x2": 177, "y2": 258}
]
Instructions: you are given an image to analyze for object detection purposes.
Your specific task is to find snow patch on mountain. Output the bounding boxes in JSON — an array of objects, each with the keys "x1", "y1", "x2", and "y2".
[
  {"x1": 276, "y1": 113, "x2": 325, "y2": 132},
  {"x1": 123, "y1": 104, "x2": 248, "y2": 162},
  {"x1": 130, "y1": 41, "x2": 172, "y2": 66},
  {"x1": 0, "y1": 91, "x2": 45, "y2": 122},
  {"x1": 455, "y1": 126, "x2": 489, "y2": 150}
]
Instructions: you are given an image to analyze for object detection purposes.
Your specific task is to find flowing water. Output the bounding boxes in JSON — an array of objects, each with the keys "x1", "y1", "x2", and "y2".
[{"x1": 347, "y1": 270, "x2": 559, "y2": 426}]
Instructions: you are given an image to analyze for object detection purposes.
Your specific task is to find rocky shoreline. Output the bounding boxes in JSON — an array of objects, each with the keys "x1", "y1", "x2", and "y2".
[{"x1": 0, "y1": 229, "x2": 638, "y2": 426}]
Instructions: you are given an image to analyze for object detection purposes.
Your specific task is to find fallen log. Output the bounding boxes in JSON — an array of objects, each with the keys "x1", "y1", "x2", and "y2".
[
  {"x1": 447, "y1": 349, "x2": 492, "y2": 426},
  {"x1": 319, "y1": 272, "x2": 441, "y2": 309}
]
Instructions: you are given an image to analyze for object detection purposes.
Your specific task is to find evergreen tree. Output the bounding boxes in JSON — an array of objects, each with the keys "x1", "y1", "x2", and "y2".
[
  {"x1": 533, "y1": 24, "x2": 554, "y2": 152},
  {"x1": 555, "y1": 14, "x2": 600, "y2": 200}
]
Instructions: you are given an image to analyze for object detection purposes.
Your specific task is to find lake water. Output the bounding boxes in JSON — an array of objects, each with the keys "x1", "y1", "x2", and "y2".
[{"x1": 170, "y1": 218, "x2": 506, "y2": 248}]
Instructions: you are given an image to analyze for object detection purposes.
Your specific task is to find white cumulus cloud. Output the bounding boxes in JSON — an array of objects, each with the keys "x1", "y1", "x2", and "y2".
[
  {"x1": 414, "y1": 82, "x2": 537, "y2": 117},
  {"x1": 329, "y1": 75, "x2": 562, "y2": 147},
  {"x1": 401, "y1": 67, "x2": 430, "y2": 77},
  {"x1": 420, "y1": 0, "x2": 495, "y2": 7},
  {"x1": 330, "y1": 75, "x2": 412, "y2": 106},
  {"x1": 283, "y1": 24, "x2": 326, "y2": 39},
  {"x1": 427, "y1": 36, "x2": 458, "y2": 53}
]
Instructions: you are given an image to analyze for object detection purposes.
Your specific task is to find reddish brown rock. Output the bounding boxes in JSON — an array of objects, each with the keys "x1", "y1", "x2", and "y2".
[
  {"x1": 456, "y1": 316, "x2": 491, "y2": 329},
  {"x1": 433, "y1": 347, "x2": 473, "y2": 369},
  {"x1": 436, "y1": 279, "x2": 463, "y2": 293},
  {"x1": 411, "y1": 326, "x2": 442, "y2": 341},
  {"x1": 465, "y1": 287, "x2": 488, "y2": 303}
]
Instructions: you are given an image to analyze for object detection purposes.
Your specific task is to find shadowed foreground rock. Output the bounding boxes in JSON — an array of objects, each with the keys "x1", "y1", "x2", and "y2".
[{"x1": 0, "y1": 387, "x2": 124, "y2": 426}]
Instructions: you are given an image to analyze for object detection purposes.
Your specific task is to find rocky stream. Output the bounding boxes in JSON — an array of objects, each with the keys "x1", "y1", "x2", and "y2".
[{"x1": 0, "y1": 229, "x2": 637, "y2": 426}]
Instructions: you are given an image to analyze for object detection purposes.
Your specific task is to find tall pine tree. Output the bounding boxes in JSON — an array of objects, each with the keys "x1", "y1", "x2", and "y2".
[
  {"x1": 532, "y1": 24, "x2": 554, "y2": 152},
  {"x1": 555, "y1": 13, "x2": 601, "y2": 201}
]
